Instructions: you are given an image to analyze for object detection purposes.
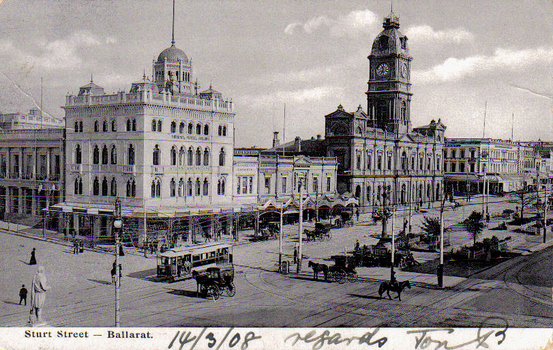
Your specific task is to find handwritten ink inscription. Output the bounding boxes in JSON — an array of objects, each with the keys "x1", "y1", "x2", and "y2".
[
  {"x1": 285, "y1": 328, "x2": 387, "y2": 350},
  {"x1": 168, "y1": 327, "x2": 261, "y2": 350}
]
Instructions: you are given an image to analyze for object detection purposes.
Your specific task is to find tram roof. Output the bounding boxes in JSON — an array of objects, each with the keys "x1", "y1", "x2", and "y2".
[{"x1": 160, "y1": 242, "x2": 231, "y2": 257}]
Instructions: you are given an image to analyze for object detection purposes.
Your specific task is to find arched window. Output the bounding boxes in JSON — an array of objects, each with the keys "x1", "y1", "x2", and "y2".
[
  {"x1": 171, "y1": 121, "x2": 176, "y2": 133},
  {"x1": 204, "y1": 124, "x2": 209, "y2": 135},
  {"x1": 132, "y1": 119, "x2": 136, "y2": 131},
  {"x1": 170, "y1": 146, "x2": 177, "y2": 165},
  {"x1": 178, "y1": 178, "x2": 184, "y2": 197},
  {"x1": 196, "y1": 147, "x2": 202, "y2": 166},
  {"x1": 151, "y1": 119, "x2": 157, "y2": 131},
  {"x1": 126, "y1": 179, "x2": 132, "y2": 197},
  {"x1": 196, "y1": 123, "x2": 202, "y2": 135},
  {"x1": 93, "y1": 145, "x2": 100, "y2": 164},
  {"x1": 179, "y1": 147, "x2": 185, "y2": 166},
  {"x1": 401, "y1": 151, "x2": 407, "y2": 171},
  {"x1": 101, "y1": 177, "x2": 108, "y2": 196},
  {"x1": 103, "y1": 120, "x2": 108, "y2": 132},
  {"x1": 111, "y1": 119, "x2": 117, "y2": 132},
  {"x1": 93, "y1": 177, "x2": 99, "y2": 195},
  {"x1": 170, "y1": 178, "x2": 176, "y2": 197},
  {"x1": 110, "y1": 145, "x2": 117, "y2": 164},
  {"x1": 203, "y1": 178, "x2": 209, "y2": 196},
  {"x1": 75, "y1": 145, "x2": 82, "y2": 164},
  {"x1": 74, "y1": 121, "x2": 79, "y2": 132},
  {"x1": 157, "y1": 120, "x2": 162, "y2": 132},
  {"x1": 179, "y1": 122, "x2": 185, "y2": 134},
  {"x1": 74, "y1": 178, "x2": 80, "y2": 195},
  {"x1": 187, "y1": 178, "x2": 193, "y2": 196},
  {"x1": 401, "y1": 101, "x2": 407, "y2": 122},
  {"x1": 79, "y1": 121, "x2": 83, "y2": 132},
  {"x1": 188, "y1": 123, "x2": 193, "y2": 134},
  {"x1": 218, "y1": 178, "x2": 226, "y2": 195},
  {"x1": 155, "y1": 179, "x2": 161, "y2": 197},
  {"x1": 222, "y1": 125, "x2": 227, "y2": 136},
  {"x1": 366, "y1": 185, "x2": 371, "y2": 204},
  {"x1": 153, "y1": 145, "x2": 160, "y2": 166},
  {"x1": 219, "y1": 148, "x2": 225, "y2": 166},
  {"x1": 187, "y1": 147, "x2": 193, "y2": 166},
  {"x1": 203, "y1": 149, "x2": 210, "y2": 166},
  {"x1": 111, "y1": 177, "x2": 117, "y2": 196},
  {"x1": 128, "y1": 144, "x2": 135, "y2": 165},
  {"x1": 218, "y1": 125, "x2": 222, "y2": 136},
  {"x1": 126, "y1": 119, "x2": 131, "y2": 131},
  {"x1": 94, "y1": 120, "x2": 99, "y2": 132},
  {"x1": 102, "y1": 145, "x2": 108, "y2": 164},
  {"x1": 195, "y1": 178, "x2": 201, "y2": 196},
  {"x1": 151, "y1": 180, "x2": 156, "y2": 198}
]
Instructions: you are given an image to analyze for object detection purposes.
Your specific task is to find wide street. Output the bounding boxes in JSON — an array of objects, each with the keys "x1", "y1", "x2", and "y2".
[{"x1": 1, "y1": 194, "x2": 553, "y2": 328}]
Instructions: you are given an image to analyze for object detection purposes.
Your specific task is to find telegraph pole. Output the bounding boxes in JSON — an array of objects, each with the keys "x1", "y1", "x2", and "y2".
[
  {"x1": 113, "y1": 199, "x2": 122, "y2": 327},
  {"x1": 297, "y1": 178, "x2": 303, "y2": 273}
]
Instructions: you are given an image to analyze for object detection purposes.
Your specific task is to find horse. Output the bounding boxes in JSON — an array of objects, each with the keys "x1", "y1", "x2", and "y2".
[
  {"x1": 308, "y1": 261, "x2": 329, "y2": 281},
  {"x1": 378, "y1": 280, "x2": 411, "y2": 301}
]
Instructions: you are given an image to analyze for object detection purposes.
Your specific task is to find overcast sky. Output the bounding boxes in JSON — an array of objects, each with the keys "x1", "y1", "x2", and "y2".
[{"x1": 0, "y1": 0, "x2": 552, "y2": 147}]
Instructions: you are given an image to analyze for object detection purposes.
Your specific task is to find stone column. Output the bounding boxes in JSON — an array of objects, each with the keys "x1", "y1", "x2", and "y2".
[
  {"x1": 31, "y1": 188, "x2": 37, "y2": 215},
  {"x1": 46, "y1": 148, "x2": 51, "y2": 179},
  {"x1": 19, "y1": 148, "x2": 23, "y2": 178},
  {"x1": 74, "y1": 214, "x2": 80, "y2": 236},
  {"x1": 188, "y1": 216, "x2": 193, "y2": 243},
  {"x1": 64, "y1": 213, "x2": 71, "y2": 237},
  {"x1": 92, "y1": 215, "x2": 100, "y2": 239}
]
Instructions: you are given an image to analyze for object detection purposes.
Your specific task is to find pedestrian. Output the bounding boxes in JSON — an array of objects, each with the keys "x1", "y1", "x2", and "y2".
[
  {"x1": 293, "y1": 246, "x2": 298, "y2": 265},
  {"x1": 29, "y1": 266, "x2": 50, "y2": 325},
  {"x1": 354, "y1": 240, "x2": 360, "y2": 252},
  {"x1": 19, "y1": 285, "x2": 28, "y2": 305},
  {"x1": 356, "y1": 209, "x2": 360, "y2": 221},
  {"x1": 143, "y1": 244, "x2": 148, "y2": 258},
  {"x1": 73, "y1": 239, "x2": 78, "y2": 254},
  {"x1": 150, "y1": 242, "x2": 155, "y2": 255},
  {"x1": 111, "y1": 261, "x2": 117, "y2": 284},
  {"x1": 29, "y1": 248, "x2": 37, "y2": 265}
]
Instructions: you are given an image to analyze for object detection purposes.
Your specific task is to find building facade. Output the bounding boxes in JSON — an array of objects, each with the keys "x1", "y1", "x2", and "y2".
[
  {"x1": 444, "y1": 138, "x2": 536, "y2": 195},
  {"x1": 324, "y1": 12, "x2": 446, "y2": 212},
  {"x1": 54, "y1": 37, "x2": 236, "y2": 242}
]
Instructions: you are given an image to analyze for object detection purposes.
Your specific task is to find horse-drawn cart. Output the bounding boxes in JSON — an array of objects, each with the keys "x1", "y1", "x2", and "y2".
[
  {"x1": 303, "y1": 222, "x2": 332, "y2": 242},
  {"x1": 329, "y1": 255, "x2": 358, "y2": 283},
  {"x1": 193, "y1": 267, "x2": 236, "y2": 300}
]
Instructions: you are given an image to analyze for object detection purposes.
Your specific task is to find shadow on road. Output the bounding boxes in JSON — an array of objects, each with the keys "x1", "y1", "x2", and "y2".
[
  {"x1": 87, "y1": 278, "x2": 111, "y2": 286},
  {"x1": 18, "y1": 260, "x2": 30, "y2": 265},
  {"x1": 167, "y1": 288, "x2": 203, "y2": 299},
  {"x1": 127, "y1": 268, "x2": 158, "y2": 281},
  {"x1": 289, "y1": 275, "x2": 330, "y2": 283},
  {"x1": 348, "y1": 293, "x2": 381, "y2": 300},
  {"x1": 3, "y1": 300, "x2": 21, "y2": 306}
]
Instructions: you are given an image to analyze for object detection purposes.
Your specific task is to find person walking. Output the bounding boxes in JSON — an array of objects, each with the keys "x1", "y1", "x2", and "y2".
[
  {"x1": 111, "y1": 261, "x2": 116, "y2": 284},
  {"x1": 29, "y1": 248, "x2": 37, "y2": 265},
  {"x1": 29, "y1": 266, "x2": 50, "y2": 325},
  {"x1": 293, "y1": 246, "x2": 298, "y2": 265},
  {"x1": 19, "y1": 285, "x2": 28, "y2": 305},
  {"x1": 356, "y1": 209, "x2": 360, "y2": 221}
]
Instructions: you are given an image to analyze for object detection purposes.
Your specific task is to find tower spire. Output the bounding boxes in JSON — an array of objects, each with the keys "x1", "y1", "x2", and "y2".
[{"x1": 171, "y1": 0, "x2": 176, "y2": 46}]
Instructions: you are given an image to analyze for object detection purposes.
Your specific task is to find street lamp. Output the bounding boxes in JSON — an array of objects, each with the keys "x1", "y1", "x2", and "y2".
[{"x1": 113, "y1": 198, "x2": 122, "y2": 328}]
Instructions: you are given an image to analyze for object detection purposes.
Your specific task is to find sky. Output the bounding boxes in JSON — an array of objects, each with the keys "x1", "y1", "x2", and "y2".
[{"x1": 0, "y1": 0, "x2": 552, "y2": 148}]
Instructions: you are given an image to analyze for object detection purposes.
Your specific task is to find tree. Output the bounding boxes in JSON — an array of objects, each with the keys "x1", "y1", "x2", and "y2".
[
  {"x1": 515, "y1": 186, "x2": 534, "y2": 220},
  {"x1": 420, "y1": 216, "x2": 441, "y2": 237},
  {"x1": 464, "y1": 211, "x2": 485, "y2": 248}
]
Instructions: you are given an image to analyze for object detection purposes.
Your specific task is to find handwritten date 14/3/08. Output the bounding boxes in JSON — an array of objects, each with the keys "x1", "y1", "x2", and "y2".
[{"x1": 168, "y1": 327, "x2": 261, "y2": 350}]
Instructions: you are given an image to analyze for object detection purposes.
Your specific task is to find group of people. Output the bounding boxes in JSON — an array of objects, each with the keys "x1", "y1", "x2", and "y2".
[{"x1": 73, "y1": 239, "x2": 84, "y2": 254}]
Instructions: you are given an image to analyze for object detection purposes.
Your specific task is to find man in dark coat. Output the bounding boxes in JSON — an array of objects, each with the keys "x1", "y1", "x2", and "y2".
[
  {"x1": 29, "y1": 248, "x2": 37, "y2": 265},
  {"x1": 19, "y1": 285, "x2": 28, "y2": 305}
]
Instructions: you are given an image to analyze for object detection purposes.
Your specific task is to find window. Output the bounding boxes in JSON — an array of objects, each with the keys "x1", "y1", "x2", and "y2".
[
  {"x1": 101, "y1": 177, "x2": 108, "y2": 196},
  {"x1": 74, "y1": 177, "x2": 83, "y2": 195},
  {"x1": 126, "y1": 179, "x2": 136, "y2": 197},
  {"x1": 196, "y1": 148, "x2": 202, "y2": 166},
  {"x1": 313, "y1": 177, "x2": 318, "y2": 193},
  {"x1": 387, "y1": 154, "x2": 392, "y2": 170},
  {"x1": 188, "y1": 123, "x2": 193, "y2": 134},
  {"x1": 157, "y1": 120, "x2": 162, "y2": 132},
  {"x1": 218, "y1": 178, "x2": 225, "y2": 195},
  {"x1": 151, "y1": 119, "x2": 157, "y2": 131},
  {"x1": 195, "y1": 178, "x2": 201, "y2": 196},
  {"x1": 237, "y1": 177, "x2": 241, "y2": 194},
  {"x1": 222, "y1": 126, "x2": 227, "y2": 136},
  {"x1": 75, "y1": 145, "x2": 82, "y2": 164},
  {"x1": 282, "y1": 177, "x2": 287, "y2": 193},
  {"x1": 243, "y1": 177, "x2": 248, "y2": 194},
  {"x1": 203, "y1": 149, "x2": 210, "y2": 166},
  {"x1": 170, "y1": 178, "x2": 176, "y2": 197},
  {"x1": 367, "y1": 154, "x2": 372, "y2": 170},
  {"x1": 103, "y1": 120, "x2": 108, "y2": 132},
  {"x1": 111, "y1": 119, "x2": 117, "y2": 132},
  {"x1": 94, "y1": 120, "x2": 99, "y2": 132},
  {"x1": 74, "y1": 121, "x2": 79, "y2": 132},
  {"x1": 126, "y1": 119, "x2": 131, "y2": 131},
  {"x1": 378, "y1": 155, "x2": 382, "y2": 170},
  {"x1": 219, "y1": 148, "x2": 225, "y2": 166},
  {"x1": 356, "y1": 153, "x2": 362, "y2": 170},
  {"x1": 196, "y1": 124, "x2": 202, "y2": 135},
  {"x1": 204, "y1": 125, "x2": 209, "y2": 135},
  {"x1": 153, "y1": 145, "x2": 161, "y2": 165},
  {"x1": 218, "y1": 125, "x2": 222, "y2": 136},
  {"x1": 401, "y1": 152, "x2": 407, "y2": 171},
  {"x1": 93, "y1": 177, "x2": 99, "y2": 195},
  {"x1": 178, "y1": 178, "x2": 184, "y2": 197},
  {"x1": 179, "y1": 147, "x2": 185, "y2": 166},
  {"x1": 249, "y1": 177, "x2": 253, "y2": 193},
  {"x1": 128, "y1": 144, "x2": 135, "y2": 165},
  {"x1": 171, "y1": 121, "x2": 176, "y2": 133},
  {"x1": 151, "y1": 178, "x2": 161, "y2": 198},
  {"x1": 110, "y1": 178, "x2": 117, "y2": 196},
  {"x1": 132, "y1": 119, "x2": 136, "y2": 131},
  {"x1": 187, "y1": 147, "x2": 193, "y2": 166},
  {"x1": 203, "y1": 179, "x2": 209, "y2": 196},
  {"x1": 179, "y1": 122, "x2": 185, "y2": 134},
  {"x1": 401, "y1": 101, "x2": 407, "y2": 121},
  {"x1": 187, "y1": 178, "x2": 193, "y2": 196},
  {"x1": 170, "y1": 147, "x2": 177, "y2": 166},
  {"x1": 93, "y1": 146, "x2": 100, "y2": 164},
  {"x1": 110, "y1": 145, "x2": 117, "y2": 164},
  {"x1": 265, "y1": 177, "x2": 270, "y2": 193},
  {"x1": 102, "y1": 145, "x2": 108, "y2": 164},
  {"x1": 326, "y1": 176, "x2": 331, "y2": 192},
  {"x1": 367, "y1": 185, "x2": 371, "y2": 203}
]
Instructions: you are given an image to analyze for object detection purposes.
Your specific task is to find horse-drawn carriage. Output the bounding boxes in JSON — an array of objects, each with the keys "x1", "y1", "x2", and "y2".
[
  {"x1": 308, "y1": 255, "x2": 357, "y2": 283},
  {"x1": 193, "y1": 267, "x2": 236, "y2": 300},
  {"x1": 303, "y1": 222, "x2": 332, "y2": 242},
  {"x1": 353, "y1": 244, "x2": 418, "y2": 268},
  {"x1": 258, "y1": 221, "x2": 279, "y2": 240}
]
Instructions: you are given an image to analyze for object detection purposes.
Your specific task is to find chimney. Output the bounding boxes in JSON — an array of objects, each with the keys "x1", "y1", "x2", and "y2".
[
  {"x1": 272, "y1": 131, "x2": 280, "y2": 148},
  {"x1": 294, "y1": 136, "x2": 301, "y2": 152}
]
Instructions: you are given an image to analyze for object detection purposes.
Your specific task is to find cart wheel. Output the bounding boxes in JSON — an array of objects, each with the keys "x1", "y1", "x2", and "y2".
[
  {"x1": 225, "y1": 282, "x2": 236, "y2": 297},
  {"x1": 347, "y1": 272, "x2": 358, "y2": 283},
  {"x1": 207, "y1": 285, "x2": 219, "y2": 300},
  {"x1": 334, "y1": 271, "x2": 346, "y2": 284}
]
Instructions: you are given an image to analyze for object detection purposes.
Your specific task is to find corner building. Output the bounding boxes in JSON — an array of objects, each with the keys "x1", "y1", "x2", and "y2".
[
  {"x1": 56, "y1": 40, "x2": 235, "y2": 243},
  {"x1": 324, "y1": 12, "x2": 446, "y2": 212}
]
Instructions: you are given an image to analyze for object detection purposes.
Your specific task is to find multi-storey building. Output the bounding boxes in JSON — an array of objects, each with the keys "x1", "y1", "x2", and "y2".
[
  {"x1": 444, "y1": 138, "x2": 535, "y2": 195},
  {"x1": 0, "y1": 126, "x2": 65, "y2": 223},
  {"x1": 323, "y1": 12, "x2": 446, "y2": 212},
  {"x1": 51, "y1": 36, "x2": 235, "y2": 243},
  {"x1": 0, "y1": 108, "x2": 64, "y2": 130}
]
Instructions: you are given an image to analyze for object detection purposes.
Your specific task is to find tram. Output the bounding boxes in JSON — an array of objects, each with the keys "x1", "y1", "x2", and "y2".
[{"x1": 156, "y1": 242, "x2": 233, "y2": 281}]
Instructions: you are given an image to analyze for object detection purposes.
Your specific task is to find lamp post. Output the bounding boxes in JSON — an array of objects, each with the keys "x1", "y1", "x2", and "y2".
[
  {"x1": 113, "y1": 199, "x2": 122, "y2": 328},
  {"x1": 297, "y1": 178, "x2": 304, "y2": 273}
]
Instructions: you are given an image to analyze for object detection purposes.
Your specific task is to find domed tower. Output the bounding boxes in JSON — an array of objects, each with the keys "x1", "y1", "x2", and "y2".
[{"x1": 366, "y1": 11, "x2": 412, "y2": 135}]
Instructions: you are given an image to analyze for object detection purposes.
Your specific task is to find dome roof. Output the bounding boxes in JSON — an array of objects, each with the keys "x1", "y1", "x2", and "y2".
[
  {"x1": 370, "y1": 13, "x2": 410, "y2": 57},
  {"x1": 157, "y1": 44, "x2": 188, "y2": 63}
]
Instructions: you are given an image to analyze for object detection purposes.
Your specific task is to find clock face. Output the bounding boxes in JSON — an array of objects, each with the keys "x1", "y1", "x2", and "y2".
[
  {"x1": 401, "y1": 63, "x2": 408, "y2": 78},
  {"x1": 376, "y1": 63, "x2": 390, "y2": 77}
]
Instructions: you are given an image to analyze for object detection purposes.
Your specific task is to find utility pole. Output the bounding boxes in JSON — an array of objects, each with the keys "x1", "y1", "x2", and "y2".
[
  {"x1": 390, "y1": 204, "x2": 395, "y2": 279},
  {"x1": 297, "y1": 178, "x2": 303, "y2": 273},
  {"x1": 113, "y1": 199, "x2": 122, "y2": 327},
  {"x1": 544, "y1": 182, "x2": 548, "y2": 244},
  {"x1": 438, "y1": 190, "x2": 447, "y2": 288},
  {"x1": 279, "y1": 205, "x2": 283, "y2": 271}
]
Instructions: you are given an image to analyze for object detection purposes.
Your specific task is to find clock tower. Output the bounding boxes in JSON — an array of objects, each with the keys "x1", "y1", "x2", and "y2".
[{"x1": 367, "y1": 12, "x2": 412, "y2": 135}]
